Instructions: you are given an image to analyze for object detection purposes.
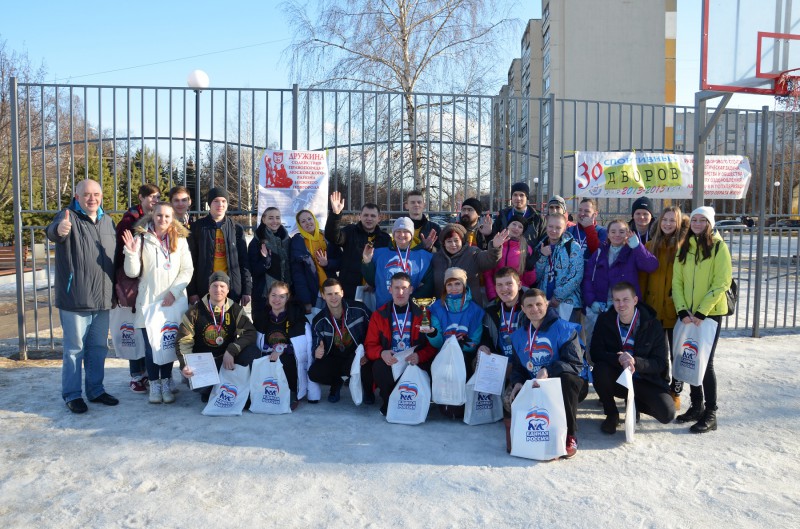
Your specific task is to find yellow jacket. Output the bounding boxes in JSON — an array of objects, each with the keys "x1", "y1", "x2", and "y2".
[{"x1": 672, "y1": 233, "x2": 732, "y2": 318}]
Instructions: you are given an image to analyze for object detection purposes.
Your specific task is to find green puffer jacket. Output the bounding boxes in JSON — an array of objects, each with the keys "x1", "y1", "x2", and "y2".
[{"x1": 672, "y1": 232, "x2": 732, "y2": 318}]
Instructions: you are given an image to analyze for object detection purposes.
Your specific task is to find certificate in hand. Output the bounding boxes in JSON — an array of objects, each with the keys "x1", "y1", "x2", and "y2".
[
  {"x1": 185, "y1": 352, "x2": 221, "y2": 389},
  {"x1": 473, "y1": 352, "x2": 508, "y2": 395},
  {"x1": 391, "y1": 347, "x2": 415, "y2": 381}
]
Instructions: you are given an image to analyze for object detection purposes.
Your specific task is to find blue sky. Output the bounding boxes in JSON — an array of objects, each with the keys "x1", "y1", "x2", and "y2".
[{"x1": 2, "y1": 0, "x2": 775, "y2": 109}]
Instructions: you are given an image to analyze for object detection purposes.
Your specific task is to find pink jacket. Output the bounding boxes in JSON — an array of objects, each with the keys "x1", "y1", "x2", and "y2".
[{"x1": 483, "y1": 239, "x2": 537, "y2": 300}]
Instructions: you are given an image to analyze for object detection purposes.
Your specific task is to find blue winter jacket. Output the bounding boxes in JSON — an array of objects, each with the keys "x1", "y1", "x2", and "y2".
[
  {"x1": 362, "y1": 243, "x2": 434, "y2": 309},
  {"x1": 509, "y1": 307, "x2": 583, "y2": 386},
  {"x1": 534, "y1": 232, "x2": 584, "y2": 307},
  {"x1": 427, "y1": 287, "x2": 485, "y2": 354}
]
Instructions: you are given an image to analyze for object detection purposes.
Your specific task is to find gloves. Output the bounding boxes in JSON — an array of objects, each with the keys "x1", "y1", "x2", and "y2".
[{"x1": 627, "y1": 234, "x2": 640, "y2": 248}]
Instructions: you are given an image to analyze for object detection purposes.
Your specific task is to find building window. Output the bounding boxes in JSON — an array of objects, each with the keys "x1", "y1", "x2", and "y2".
[
  {"x1": 543, "y1": 75, "x2": 550, "y2": 94},
  {"x1": 543, "y1": 27, "x2": 550, "y2": 47},
  {"x1": 543, "y1": 3, "x2": 550, "y2": 24},
  {"x1": 543, "y1": 49, "x2": 550, "y2": 71}
]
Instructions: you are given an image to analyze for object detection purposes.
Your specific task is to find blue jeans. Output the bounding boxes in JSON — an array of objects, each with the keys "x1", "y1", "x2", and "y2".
[
  {"x1": 141, "y1": 328, "x2": 174, "y2": 381},
  {"x1": 60, "y1": 309, "x2": 110, "y2": 402}
]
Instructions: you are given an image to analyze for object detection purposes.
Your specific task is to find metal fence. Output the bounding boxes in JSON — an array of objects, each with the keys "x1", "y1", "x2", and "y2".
[{"x1": 7, "y1": 78, "x2": 800, "y2": 357}]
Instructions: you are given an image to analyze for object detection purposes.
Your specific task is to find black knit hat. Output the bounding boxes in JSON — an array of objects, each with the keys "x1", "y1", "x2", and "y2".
[
  {"x1": 631, "y1": 196, "x2": 653, "y2": 216},
  {"x1": 461, "y1": 198, "x2": 483, "y2": 215},
  {"x1": 207, "y1": 186, "x2": 229, "y2": 204},
  {"x1": 510, "y1": 182, "x2": 530, "y2": 197}
]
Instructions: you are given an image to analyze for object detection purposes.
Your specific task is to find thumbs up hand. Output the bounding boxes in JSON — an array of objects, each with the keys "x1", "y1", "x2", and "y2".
[{"x1": 58, "y1": 210, "x2": 72, "y2": 237}]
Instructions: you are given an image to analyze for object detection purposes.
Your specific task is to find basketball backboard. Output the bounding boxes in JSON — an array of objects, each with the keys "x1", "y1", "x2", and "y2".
[{"x1": 702, "y1": 0, "x2": 800, "y2": 95}]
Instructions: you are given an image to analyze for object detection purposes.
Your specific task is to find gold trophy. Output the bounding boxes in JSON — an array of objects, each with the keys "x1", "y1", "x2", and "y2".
[{"x1": 413, "y1": 297, "x2": 437, "y2": 329}]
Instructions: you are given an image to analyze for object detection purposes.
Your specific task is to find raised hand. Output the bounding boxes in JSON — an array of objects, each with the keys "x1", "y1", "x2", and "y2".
[
  {"x1": 491, "y1": 228, "x2": 510, "y2": 249},
  {"x1": 479, "y1": 213, "x2": 494, "y2": 236},
  {"x1": 121, "y1": 229, "x2": 139, "y2": 253},
  {"x1": 315, "y1": 249, "x2": 328, "y2": 267},
  {"x1": 330, "y1": 191, "x2": 345, "y2": 215},
  {"x1": 362, "y1": 243, "x2": 374, "y2": 263},
  {"x1": 58, "y1": 210, "x2": 72, "y2": 237},
  {"x1": 540, "y1": 244, "x2": 552, "y2": 257},
  {"x1": 420, "y1": 230, "x2": 438, "y2": 250}
]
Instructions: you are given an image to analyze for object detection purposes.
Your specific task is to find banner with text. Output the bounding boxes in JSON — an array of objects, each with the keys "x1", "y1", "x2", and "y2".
[
  {"x1": 575, "y1": 151, "x2": 751, "y2": 199},
  {"x1": 258, "y1": 149, "x2": 329, "y2": 234}
]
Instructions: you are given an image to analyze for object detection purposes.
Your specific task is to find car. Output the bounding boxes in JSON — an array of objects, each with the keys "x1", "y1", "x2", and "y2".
[
  {"x1": 775, "y1": 219, "x2": 800, "y2": 228},
  {"x1": 716, "y1": 220, "x2": 748, "y2": 230}
]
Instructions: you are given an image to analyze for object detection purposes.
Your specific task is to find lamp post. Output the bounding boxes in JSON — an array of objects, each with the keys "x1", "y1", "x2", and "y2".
[
  {"x1": 533, "y1": 177, "x2": 540, "y2": 210},
  {"x1": 187, "y1": 69, "x2": 209, "y2": 213}
]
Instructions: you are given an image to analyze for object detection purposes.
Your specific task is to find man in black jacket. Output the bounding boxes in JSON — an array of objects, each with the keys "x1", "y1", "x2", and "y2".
[
  {"x1": 405, "y1": 190, "x2": 441, "y2": 251},
  {"x1": 590, "y1": 281, "x2": 676, "y2": 435},
  {"x1": 325, "y1": 191, "x2": 391, "y2": 300},
  {"x1": 187, "y1": 187, "x2": 251, "y2": 306},
  {"x1": 493, "y1": 182, "x2": 546, "y2": 248},
  {"x1": 309, "y1": 279, "x2": 374, "y2": 404}
]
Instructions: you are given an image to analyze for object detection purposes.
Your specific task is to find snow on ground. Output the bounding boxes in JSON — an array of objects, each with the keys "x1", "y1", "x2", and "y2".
[{"x1": 1, "y1": 334, "x2": 798, "y2": 528}]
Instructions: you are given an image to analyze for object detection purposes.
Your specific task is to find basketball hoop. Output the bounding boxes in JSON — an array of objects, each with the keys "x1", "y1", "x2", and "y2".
[{"x1": 775, "y1": 68, "x2": 800, "y2": 111}]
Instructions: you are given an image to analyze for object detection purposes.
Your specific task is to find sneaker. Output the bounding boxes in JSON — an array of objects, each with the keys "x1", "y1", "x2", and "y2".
[
  {"x1": 130, "y1": 376, "x2": 148, "y2": 394},
  {"x1": 167, "y1": 377, "x2": 179, "y2": 394},
  {"x1": 563, "y1": 436, "x2": 578, "y2": 459},
  {"x1": 149, "y1": 379, "x2": 163, "y2": 404},
  {"x1": 66, "y1": 398, "x2": 88, "y2": 414},
  {"x1": 161, "y1": 379, "x2": 175, "y2": 404},
  {"x1": 328, "y1": 386, "x2": 341, "y2": 403},
  {"x1": 363, "y1": 391, "x2": 376, "y2": 406},
  {"x1": 670, "y1": 390, "x2": 681, "y2": 410}
]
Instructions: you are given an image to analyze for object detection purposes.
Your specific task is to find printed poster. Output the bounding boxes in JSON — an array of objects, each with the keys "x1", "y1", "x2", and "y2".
[
  {"x1": 257, "y1": 149, "x2": 329, "y2": 234},
  {"x1": 575, "y1": 151, "x2": 751, "y2": 200}
]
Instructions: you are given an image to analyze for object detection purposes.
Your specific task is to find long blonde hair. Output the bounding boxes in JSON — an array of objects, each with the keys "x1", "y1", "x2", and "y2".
[
  {"x1": 153, "y1": 202, "x2": 184, "y2": 253},
  {"x1": 650, "y1": 206, "x2": 686, "y2": 250}
]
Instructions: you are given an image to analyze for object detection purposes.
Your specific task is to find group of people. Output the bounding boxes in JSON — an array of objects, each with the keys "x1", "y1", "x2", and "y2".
[{"x1": 48, "y1": 179, "x2": 732, "y2": 459}]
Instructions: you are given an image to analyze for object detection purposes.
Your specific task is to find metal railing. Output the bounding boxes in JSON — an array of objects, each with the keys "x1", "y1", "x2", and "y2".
[{"x1": 8, "y1": 78, "x2": 799, "y2": 357}]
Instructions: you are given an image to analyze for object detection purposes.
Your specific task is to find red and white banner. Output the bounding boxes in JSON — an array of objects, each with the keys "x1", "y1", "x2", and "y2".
[{"x1": 257, "y1": 149, "x2": 329, "y2": 234}]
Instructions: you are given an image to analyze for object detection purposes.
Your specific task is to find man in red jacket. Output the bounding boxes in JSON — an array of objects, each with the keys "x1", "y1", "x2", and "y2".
[{"x1": 365, "y1": 272, "x2": 437, "y2": 415}]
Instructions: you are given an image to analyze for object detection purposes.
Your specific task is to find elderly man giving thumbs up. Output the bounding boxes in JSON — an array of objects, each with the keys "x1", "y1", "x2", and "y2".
[{"x1": 46, "y1": 179, "x2": 118, "y2": 414}]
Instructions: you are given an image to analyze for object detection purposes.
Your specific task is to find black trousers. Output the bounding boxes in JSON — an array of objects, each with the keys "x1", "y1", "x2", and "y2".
[
  {"x1": 688, "y1": 315, "x2": 722, "y2": 410},
  {"x1": 593, "y1": 361, "x2": 676, "y2": 424},
  {"x1": 308, "y1": 352, "x2": 374, "y2": 393},
  {"x1": 556, "y1": 372, "x2": 585, "y2": 437}
]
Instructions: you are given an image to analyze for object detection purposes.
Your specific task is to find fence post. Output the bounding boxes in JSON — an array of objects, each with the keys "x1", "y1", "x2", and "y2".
[
  {"x1": 10, "y1": 77, "x2": 27, "y2": 360},
  {"x1": 292, "y1": 84, "x2": 299, "y2": 150},
  {"x1": 752, "y1": 106, "x2": 770, "y2": 338}
]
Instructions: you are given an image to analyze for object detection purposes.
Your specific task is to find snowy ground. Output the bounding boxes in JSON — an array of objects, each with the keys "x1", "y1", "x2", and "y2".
[{"x1": 1, "y1": 335, "x2": 798, "y2": 528}]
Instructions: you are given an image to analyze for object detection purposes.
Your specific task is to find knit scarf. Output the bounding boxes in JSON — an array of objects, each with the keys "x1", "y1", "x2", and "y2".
[{"x1": 297, "y1": 215, "x2": 328, "y2": 288}]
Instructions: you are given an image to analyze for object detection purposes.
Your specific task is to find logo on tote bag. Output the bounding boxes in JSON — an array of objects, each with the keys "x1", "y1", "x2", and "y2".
[
  {"x1": 476, "y1": 392, "x2": 494, "y2": 411},
  {"x1": 120, "y1": 322, "x2": 136, "y2": 348},
  {"x1": 397, "y1": 382, "x2": 419, "y2": 410},
  {"x1": 161, "y1": 322, "x2": 179, "y2": 349},
  {"x1": 526, "y1": 407, "x2": 551, "y2": 442},
  {"x1": 680, "y1": 339, "x2": 699, "y2": 370},
  {"x1": 214, "y1": 384, "x2": 239, "y2": 408},
  {"x1": 261, "y1": 378, "x2": 281, "y2": 405}
]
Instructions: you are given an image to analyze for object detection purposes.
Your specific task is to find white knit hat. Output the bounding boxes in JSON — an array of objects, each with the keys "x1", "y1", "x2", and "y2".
[
  {"x1": 392, "y1": 217, "x2": 414, "y2": 234},
  {"x1": 690, "y1": 206, "x2": 715, "y2": 229}
]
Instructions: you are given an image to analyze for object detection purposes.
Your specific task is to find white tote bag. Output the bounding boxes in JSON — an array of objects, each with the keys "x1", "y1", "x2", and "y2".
[
  {"x1": 386, "y1": 365, "x2": 432, "y2": 425},
  {"x1": 249, "y1": 356, "x2": 292, "y2": 415},
  {"x1": 463, "y1": 374, "x2": 503, "y2": 426},
  {"x1": 109, "y1": 306, "x2": 145, "y2": 360},
  {"x1": 141, "y1": 298, "x2": 189, "y2": 365},
  {"x1": 431, "y1": 336, "x2": 467, "y2": 405},
  {"x1": 349, "y1": 345, "x2": 366, "y2": 406},
  {"x1": 510, "y1": 378, "x2": 568, "y2": 460},
  {"x1": 672, "y1": 318, "x2": 718, "y2": 386},
  {"x1": 202, "y1": 364, "x2": 251, "y2": 416}
]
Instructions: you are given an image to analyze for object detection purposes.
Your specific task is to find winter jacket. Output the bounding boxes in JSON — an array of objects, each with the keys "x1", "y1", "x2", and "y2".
[
  {"x1": 672, "y1": 233, "x2": 732, "y2": 319},
  {"x1": 481, "y1": 294, "x2": 528, "y2": 358},
  {"x1": 426, "y1": 287, "x2": 485, "y2": 354},
  {"x1": 248, "y1": 223, "x2": 291, "y2": 312},
  {"x1": 362, "y1": 243, "x2": 434, "y2": 308},
  {"x1": 509, "y1": 307, "x2": 583, "y2": 386},
  {"x1": 534, "y1": 233, "x2": 584, "y2": 307},
  {"x1": 590, "y1": 302, "x2": 669, "y2": 387},
  {"x1": 567, "y1": 223, "x2": 607, "y2": 261},
  {"x1": 123, "y1": 216, "x2": 194, "y2": 328},
  {"x1": 431, "y1": 242, "x2": 500, "y2": 306},
  {"x1": 325, "y1": 212, "x2": 391, "y2": 299},
  {"x1": 176, "y1": 296, "x2": 257, "y2": 368},
  {"x1": 364, "y1": 302, "x2": 437, "y2": 364},
  {"x1": 640, "y1": 238, "x2": 681, "y2": 329},
  {"x1": 187, "y1": 215, "x2": 251, "y2": 302},
  {"x1": 289, "y1": 232, "x2": 341, "y2": 306},
  {"x1": 46, "y1": 200, "x2": 116, "y2": 312},
  {"x1": 494, "y1": 205, "x2": 546, "y2": 247},
  {"x1": 582, "y1": 240, "x2": 659, "y2": 308},
  {"x1": 483, "y1": 239, "x2": 537, "y2": 300},
  {"x1": 311, "y1": 300, "x2": 372, "y2": 356}
]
